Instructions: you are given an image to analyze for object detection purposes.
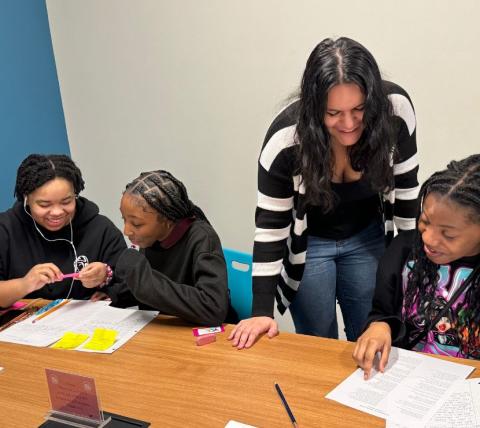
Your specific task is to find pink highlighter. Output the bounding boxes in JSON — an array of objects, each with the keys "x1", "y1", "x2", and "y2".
[{"x1": 61, "y1": 272, "x2": 80, "y2": 280}]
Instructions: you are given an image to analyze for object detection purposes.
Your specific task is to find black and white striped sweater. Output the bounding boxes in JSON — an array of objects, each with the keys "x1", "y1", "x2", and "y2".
[{"x1": 252, "y1": 81, "x2": 419, "y2": 318}]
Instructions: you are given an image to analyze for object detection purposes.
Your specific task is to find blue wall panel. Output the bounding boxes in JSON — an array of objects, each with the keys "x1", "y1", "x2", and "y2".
[{"x1": 0, "y1": 0, "x2": 69, "y2": 211}]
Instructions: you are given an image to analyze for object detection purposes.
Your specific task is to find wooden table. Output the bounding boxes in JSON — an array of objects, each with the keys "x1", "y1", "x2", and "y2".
[{"x1": 0, "y1": 316, "x2": 479, "y2": 427}]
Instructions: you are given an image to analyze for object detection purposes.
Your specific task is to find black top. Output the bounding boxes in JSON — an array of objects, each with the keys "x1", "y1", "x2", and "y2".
[
  {"x1": 252, "y1": 80, "x2": 419, "y2": 317},
  {"x1": 307, "y1": 178, "x2": 382, "y2": 240},
  {"x1": 110, "y1": 219, "x2": 233, "y2": 326},
  {"x1": 0, "y1": 197, "x2": 126, "y2": 300}
]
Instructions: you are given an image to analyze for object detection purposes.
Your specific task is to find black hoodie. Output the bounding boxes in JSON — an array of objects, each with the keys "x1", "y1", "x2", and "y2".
[
  {"x1": 109, "y1": 218, "x2": 237, "y2": 326},
  {"x1": 0, "y1": 197, "x2": 126, "y2": 300}
]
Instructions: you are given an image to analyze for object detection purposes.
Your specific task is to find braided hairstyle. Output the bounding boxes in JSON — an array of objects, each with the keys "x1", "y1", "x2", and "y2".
[
  {"x1": 14, "y1": 154, "x2": 85, "y2": 201},
  {"x1": 124, "y1": 170, "x2": 209, "y2": 223},
  {"x1": 404, "y1": 153, "x2": 480, "y2": 357}
]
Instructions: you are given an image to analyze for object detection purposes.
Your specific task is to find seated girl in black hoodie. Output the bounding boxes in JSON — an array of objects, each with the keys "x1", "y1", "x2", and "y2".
[
  {"x1": 0, "y1": 154, "x2": 126, "y2": 307},
  {"x1": 110, "y1": 170, "x2": 235, "y2": 326},
  {"x1": 353, "y1": 154, "x2": 480, "y2": 378}
]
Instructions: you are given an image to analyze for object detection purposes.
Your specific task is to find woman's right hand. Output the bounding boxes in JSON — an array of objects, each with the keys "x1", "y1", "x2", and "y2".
[
  {"x1": 352, "y1": 321, "x2": 392, "y2": 380},
  {"x1": 22, "y1": 263, "x2": 63, "y2": 292},
  {"x1": 228, "y1": 316, "x2": 279, "y2": 349}
]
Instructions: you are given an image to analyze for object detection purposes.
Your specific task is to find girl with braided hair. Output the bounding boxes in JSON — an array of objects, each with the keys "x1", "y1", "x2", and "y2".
[
  {"x1": 111, "y1": 170, "x2": 233, "y2": 326},
  {"x1": 0, "y1": 154, "x2": 126, "y2": 307},
  {"x1": 353, "y1": 154, "x2": 480, "y2": 379}
]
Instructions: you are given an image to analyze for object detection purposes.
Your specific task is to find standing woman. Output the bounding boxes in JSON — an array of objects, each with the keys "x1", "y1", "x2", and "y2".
[
  {"x1": 229, "y1": 37, "x2": 419, "y2": 347},
  {"x1": 0, "y1": 154, "x2": 126, "y2": 307}
]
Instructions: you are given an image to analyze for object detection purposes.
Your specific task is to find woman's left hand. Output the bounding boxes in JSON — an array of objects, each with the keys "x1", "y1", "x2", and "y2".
[{"x1": 78, "y1": 262, "x2": 108, "y2": 288}]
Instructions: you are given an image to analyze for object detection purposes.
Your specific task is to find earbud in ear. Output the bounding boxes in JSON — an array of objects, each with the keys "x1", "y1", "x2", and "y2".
[{"x1": 23, "y1": 197, "x2": 27, "y2": 208}]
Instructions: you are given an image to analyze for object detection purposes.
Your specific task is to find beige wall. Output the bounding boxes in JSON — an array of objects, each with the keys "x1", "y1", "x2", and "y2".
[{"x1": 46, "y1": 0, "x2": 480, "y2": 333}]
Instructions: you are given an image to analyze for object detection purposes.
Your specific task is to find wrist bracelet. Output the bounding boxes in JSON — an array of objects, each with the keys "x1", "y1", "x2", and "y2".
[{"x1": 99, "y1": 264, "x2": 113, "y2": 288}]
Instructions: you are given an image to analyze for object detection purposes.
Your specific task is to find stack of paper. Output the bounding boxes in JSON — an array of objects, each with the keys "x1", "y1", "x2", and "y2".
[
  {"x1": 0, "y1": 300, "x2": 158, "y2": 353},
  {"x1": 387, "y1": 378, "x2": 480, "y2": 427},
  {"x1": 326, "y1": 347, "x2": 479, "y2": 427}
]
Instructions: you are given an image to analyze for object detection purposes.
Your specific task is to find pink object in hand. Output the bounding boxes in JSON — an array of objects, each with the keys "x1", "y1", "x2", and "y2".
[
  {"x1": 195, "y1": 333, "x2": 216, "y2": 346},
  {"x1": 11, "y1": 301, "x2": 27, "y2": 309},
  {"x1": 62, "y1": 273, "x2": 80, "y2": 280}
]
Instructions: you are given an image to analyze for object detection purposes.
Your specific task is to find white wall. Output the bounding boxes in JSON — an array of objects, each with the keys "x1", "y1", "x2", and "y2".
[{"x1": 46, "y1": 0, "x2": 480, "y2": 334}]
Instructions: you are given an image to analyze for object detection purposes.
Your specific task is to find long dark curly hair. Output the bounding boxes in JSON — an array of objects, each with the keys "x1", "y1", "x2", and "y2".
[
  {"x1": 404, "y1": 154, "x2": 480, "y2": 357},
  {"x1": 296, "y1": 37, "x2": 395, "y2": 211}
]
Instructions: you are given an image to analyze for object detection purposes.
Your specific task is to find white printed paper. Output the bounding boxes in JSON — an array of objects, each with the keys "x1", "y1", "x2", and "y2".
[
  {"x1": 0, "y1": 300, "x2": 158, "y2": 353},
  {"x1": 387, "y1": 377, "x2": 480, "y2": 427},
  {"x1": 225, "y1": 421, "x2": 257, "y2": 428},
  {"x1": 326, "y1": 347, "x2": 474, "y2": 420}
]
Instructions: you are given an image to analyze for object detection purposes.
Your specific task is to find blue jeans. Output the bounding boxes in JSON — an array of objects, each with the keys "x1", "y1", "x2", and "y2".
[{"x1": 289, "y1": 220, "x2": 385, "y2": 341}]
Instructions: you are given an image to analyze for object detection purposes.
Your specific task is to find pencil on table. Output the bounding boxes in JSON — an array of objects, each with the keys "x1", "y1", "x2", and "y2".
[
  {"x1": 274, "y1": 382, "x2": 299, "y2": 428},
  {"x1": 0, "y1": 311, "x2": 33, "y2": 332},
  {"x1": 21, "y1": 298, "x2": 43, "y2": 311},
  {"x1": 32, "y1": 299, "x2": 71, "y2": 323}
]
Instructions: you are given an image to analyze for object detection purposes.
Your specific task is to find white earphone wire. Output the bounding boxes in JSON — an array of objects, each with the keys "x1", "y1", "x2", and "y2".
[{"x1": 23, "y1": 198, "x2": 78, "y2": 298}]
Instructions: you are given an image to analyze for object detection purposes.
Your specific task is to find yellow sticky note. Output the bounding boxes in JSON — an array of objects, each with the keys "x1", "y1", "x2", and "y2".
[
  {"x1": 82, "y1": 328, "x2": 118, "y2": 351},
  {"x1": 52, "y1": 332, "x2": 90, "y2": 349}
]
